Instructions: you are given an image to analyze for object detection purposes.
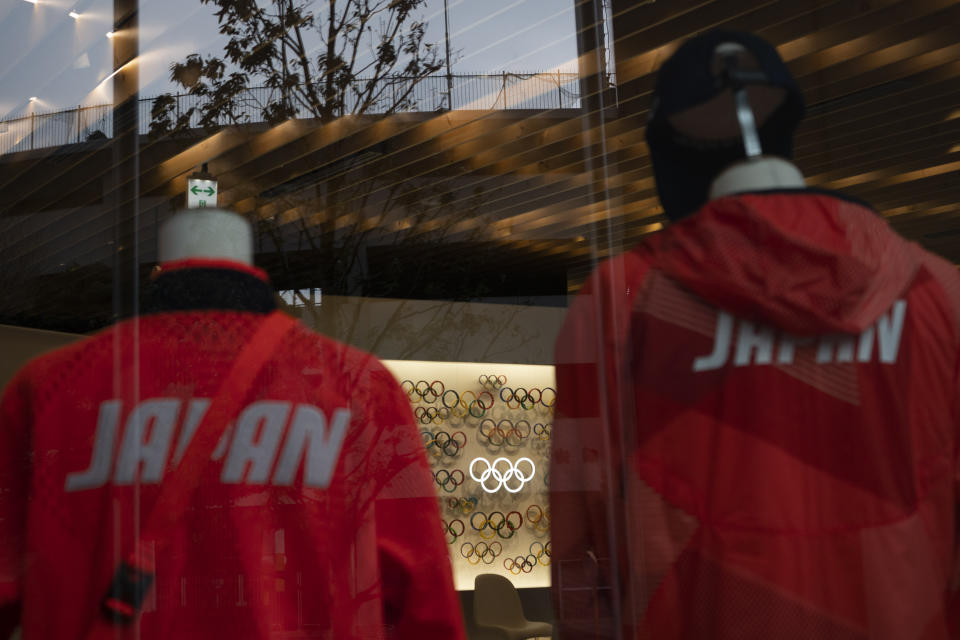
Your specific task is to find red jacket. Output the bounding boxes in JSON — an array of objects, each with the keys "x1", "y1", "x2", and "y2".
[
  {"x1": 0, "y1": 261, "x2": 465, "y2": 640},
  {"x1": 550, "y1": 190, "x2": 960, "y2": 639}
]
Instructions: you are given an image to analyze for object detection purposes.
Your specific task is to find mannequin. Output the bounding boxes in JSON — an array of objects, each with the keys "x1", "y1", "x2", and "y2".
[
  {"x1": 647, "y1": 37, "x2": 807, "y2": 220},
  {"x1": 709, "y1": 155, "x2": 805, "y2": 198},
  {"x1": 157, "y1": 208, "x2": 254, "y2": 265},
  {"x1": 553, "y1": 30, "x2": 952, "y2": 640},
  {"x1": 704, "y1": 42, "x2": 806, "y2": 199},
  {"x1": 149, "y1": 207, "x2": 270, "y2": 313}
]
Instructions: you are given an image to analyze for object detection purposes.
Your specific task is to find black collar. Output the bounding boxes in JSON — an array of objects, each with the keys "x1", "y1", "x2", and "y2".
[{"x1": 144, "y1": 267, "x2": 276, "y2": 314}]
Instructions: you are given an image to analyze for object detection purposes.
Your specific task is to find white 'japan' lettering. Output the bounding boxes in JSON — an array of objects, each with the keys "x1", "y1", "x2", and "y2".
[
  {"x1": 114, "y1": 398, "x2": 180, "y2": 484},
  {"x1": 221, "y1": 402, "x2": 291, "y2": 484},
  {"x1": 733, "y1": 320, "x2": 775, "y2": 366},
  {"x1": 877, "y1": 300, "x2": 907, "y2": 363},
  {"x1": 692, "y1": 312, "x2": 734, "y2": 372},
  {"x1": 65, "y1": 400, "x2": 122, "y2": 491},
  {"x1": 272, "y1": 405, "x2": 351, "y2": 488},
  {"x1": 692, "y1": 300, "x2": 908, "y2": 372},
  {"x1": 65, "y1": 399, "x2": 352, "y2": 491}
]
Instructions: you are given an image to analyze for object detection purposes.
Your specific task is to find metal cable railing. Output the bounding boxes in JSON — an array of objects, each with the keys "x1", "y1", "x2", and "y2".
[{"x1": 0, "y1": 72, "x2": 582, "y2": 155}]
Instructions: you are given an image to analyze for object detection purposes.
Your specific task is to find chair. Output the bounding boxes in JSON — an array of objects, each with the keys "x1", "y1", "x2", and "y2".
[{"x1": 473, "y1": 573, "x2": 553, "y2": 640}]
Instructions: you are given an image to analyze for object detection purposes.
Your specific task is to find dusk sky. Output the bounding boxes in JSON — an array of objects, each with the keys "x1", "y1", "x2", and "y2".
[{"x1": 0, "y1": 0, "x2": 580, "y2": 119}]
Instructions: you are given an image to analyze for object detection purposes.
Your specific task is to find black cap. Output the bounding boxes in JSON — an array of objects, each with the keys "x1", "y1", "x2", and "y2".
[{"x1": 645, "y1": 30, "x2": 805, "y2": 221}]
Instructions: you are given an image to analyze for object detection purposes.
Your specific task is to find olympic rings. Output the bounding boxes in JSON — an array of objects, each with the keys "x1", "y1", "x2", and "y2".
[
  {"x1": 404, "y1": 380, "x2": 445, "y2": 404},
  {"x1": 478, "y1": 419, "x2": 504, "y2": 446},
  {"x1": 460, "y1": 390, "x2": 494, "y2": 418},
  {"x1": 525, "y1": 504, "x2": 551, "y2": 532},
  {"x1": 441, "y1": 389, "x2": 460, "y2": 409},
  {"x1": 470, "y1": 510, "x2": 507, "y2": 540},
  {"x1": 421, "y1": 430, "x2": 467, "y2": 457},
  {"x1": 478, "y1": 391, "x2": 494, "y2": 409},
  {"x1": 468, "y1": 400, "x2": 487, "y2": 418},
  {"x1": 529, "y1": 541, "x2": 552, "y2": 566},
  {"x1": 469, "y1": 457, "x2": 536, "y2": 494},
  {"x1": 447, "y1": 496, "x2": 478, "y2": 514},
  {"x1": 499, "y1": 386, "x2": 555, "y2": 410},
  {"x1": 478, "y1": 374, "x2": 507, "y2": 390},
  {"x1": 503, "y1": 555, "x2": 537, "y2": 574},
  {"x1": 506, "y1": 420, "x2": 531, "y2": 445},
  {"x1": 433, "y1": 469, "x2": 465, "y2": 492},
  {"x1": 468, "y1": 509, "x2": 523, "y2": 539},
  {"x1": 460, "y1": 541, "x2": 503, "y2": 565},
  {"x1": 415, "y1": 406, "x2": 451, "y2": 425},
  {"x1": 502, "y1": 511, "x2": 524, "y2": 538},
  {"x1": 533, "y1": 422, "x2": 553, "y2": 441},
  {"x1": 477, "y1": 419, "x2": 531, "y2": 447},
  {"x1": 441, "y1": 519, "x2": 465, "y2": 544},
  {"x1": 540, "y1": 387, "x2": 556, "y2": 408},
  {"x1": 423, "y1": 380, "x2": 445, "y2": 403},
  {"x1": 499, "y1": 386, "x2": 535, "y2": 410}
]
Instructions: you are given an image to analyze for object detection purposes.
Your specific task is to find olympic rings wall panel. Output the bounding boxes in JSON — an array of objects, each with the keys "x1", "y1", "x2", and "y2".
[{"x1": 383, "y1": 359, "x2": 554, "y2": 590}]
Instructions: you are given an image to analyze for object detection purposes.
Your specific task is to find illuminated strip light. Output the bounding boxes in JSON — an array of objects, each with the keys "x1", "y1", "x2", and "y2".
[
  {"x1": 69, "y1": 10, "x2": 80, "y2": 19},
  {"x1": 882, "y1": 203, "x2": 957, "y2": 219},
  {"x1": 811, "y1": 160, "x2": 960, "y2": 191}
]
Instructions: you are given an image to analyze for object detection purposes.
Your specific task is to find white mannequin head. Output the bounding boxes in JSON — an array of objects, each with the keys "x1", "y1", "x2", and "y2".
[{"x1": 158, "y1": 208, "x2": 254, "y2": 265}]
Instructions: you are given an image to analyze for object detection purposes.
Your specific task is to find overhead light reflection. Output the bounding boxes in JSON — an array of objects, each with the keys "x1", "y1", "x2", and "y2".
[
  {"x1": 106, "y1": 31, "x2": 115, "y2": 39},
  {"x1": 84, "y1": 56, "x2": 141, "y2": 105},
  {"x1": 69, "y1": 10, "x2": 80, "y2": 19}
]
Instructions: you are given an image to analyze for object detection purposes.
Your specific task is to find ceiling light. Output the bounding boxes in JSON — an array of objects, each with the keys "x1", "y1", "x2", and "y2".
[
  {"x1": 106, "y1": 31, "x2": 115, "y2": 38},
  {"x1": 29, "y1": 96, "x2": 37, "y2": 102},
  {"x1": 24, "y1": 0, "x2": 38, "y2": 4},
  {"x1": 69, "y1": 10, "x2": 80, "y2": 19}
]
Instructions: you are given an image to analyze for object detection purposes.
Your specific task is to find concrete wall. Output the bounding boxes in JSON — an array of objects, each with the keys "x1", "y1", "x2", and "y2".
[
  {"x1": 0, "y1": 323, "x2": 83, "y2": 391},
  {"x1": 1, "y1": 295, "x2": 567, "y2": 388},
  {"x1": 293, "y1": 295, "x2": 567, "y2": 365}
]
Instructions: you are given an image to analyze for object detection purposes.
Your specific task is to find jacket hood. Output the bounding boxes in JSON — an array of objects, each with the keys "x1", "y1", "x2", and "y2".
[{"x1": 653, "y1": 190, "x2": 919, "y2": 335}]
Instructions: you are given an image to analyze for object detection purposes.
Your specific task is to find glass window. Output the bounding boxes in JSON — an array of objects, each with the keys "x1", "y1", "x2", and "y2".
[{"x1": 2, "y1": 1, "x2": 959, "y2": 638}]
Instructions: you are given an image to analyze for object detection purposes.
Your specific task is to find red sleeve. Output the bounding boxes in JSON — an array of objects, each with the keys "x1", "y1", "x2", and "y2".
[
  {"x1": 0, "y1": 370, "x2": 32, "y2": 634},
  {"x1": 550, "y1": 252, "x2": 650, "y2": 639},
  {"x1": 363, "y1": 364, "x2": 466, "y2": 640}
]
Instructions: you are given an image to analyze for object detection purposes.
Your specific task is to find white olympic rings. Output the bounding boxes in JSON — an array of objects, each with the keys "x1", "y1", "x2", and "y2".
[{"x1": 469, "y1": 457, "x2": 536, "y2": 494}]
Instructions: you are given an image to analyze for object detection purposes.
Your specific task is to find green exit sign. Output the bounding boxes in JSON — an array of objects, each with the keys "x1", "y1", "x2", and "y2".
[{"x1": 186, "y1": 178, "x2": 218, "y2": 209}]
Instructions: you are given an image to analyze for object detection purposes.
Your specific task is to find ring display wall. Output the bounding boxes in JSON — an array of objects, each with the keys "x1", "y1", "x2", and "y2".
[{"x1": 382, "y1": 360, "x2": 554, "y2": 590}]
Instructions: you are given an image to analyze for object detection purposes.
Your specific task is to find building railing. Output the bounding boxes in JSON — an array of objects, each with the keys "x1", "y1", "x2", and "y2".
[{"x1": 0, "y1": 72, "x2": 582, "y2": 156}]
